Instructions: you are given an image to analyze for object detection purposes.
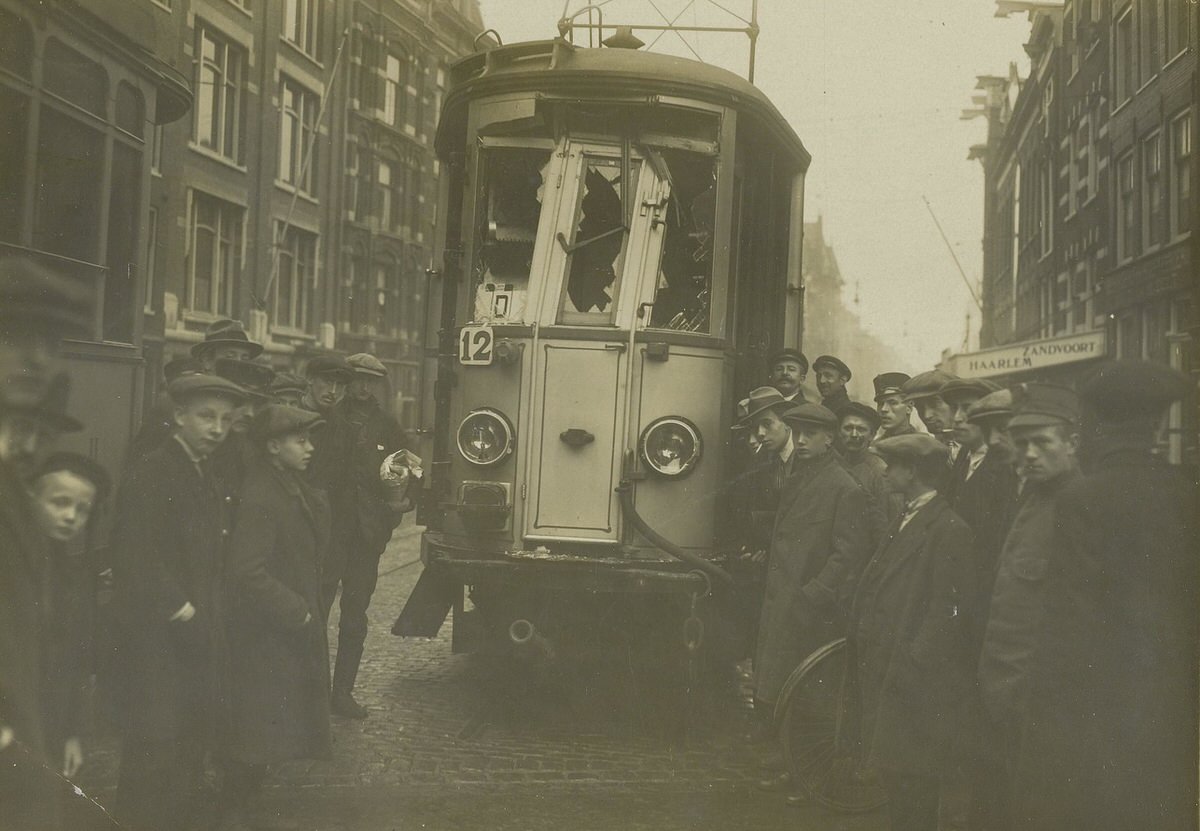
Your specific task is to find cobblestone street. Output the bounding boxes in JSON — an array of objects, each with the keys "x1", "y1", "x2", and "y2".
[{"x1": 79, "y1": 524, "x2": 885, "y2": 830}]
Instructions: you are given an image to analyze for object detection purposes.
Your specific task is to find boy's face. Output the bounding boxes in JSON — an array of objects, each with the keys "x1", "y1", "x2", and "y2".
[
  {"x1": 33, "y1": 470, "x2": 97, "y2": 542},
  {"x1": 269, "y1": 430, "x2": 314, "y2": 472}
]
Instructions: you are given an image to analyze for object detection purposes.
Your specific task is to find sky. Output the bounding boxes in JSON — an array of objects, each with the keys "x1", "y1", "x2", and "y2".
[{"x1": 473, "y1": 0, "x2": 1034, "y2": 370}]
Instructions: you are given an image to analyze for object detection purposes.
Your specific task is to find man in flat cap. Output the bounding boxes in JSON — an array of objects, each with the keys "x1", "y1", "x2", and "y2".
[
  {"x1": 850, "y1": 434, "x2": 976, "y2": 831},
  {"x1": 813, "y1": 354, "x2": 852, "y2": 411},
  {"x1": 768, "y1": 348, "x2": 809, "y2": 403},
  {"x1": 219, "y1": 404, "x2": 332, "y2": 829},
  {"x1": 0, "y1": 255, "x2": 92, "y2": 828},
  {"x1": 901, "y1": 370, "x2": 957, "y2": 451},
  {"x1": 965, "y1": 389, "x2": 1017, "y2": 485},
  {"x1": 269, "y1": 373, "x2": 308, "y2": 407},
  {"x1": 325, "y1": 354, "x2": 410, "y2": 720},
  {"x1": 754, "y1": 402, "x2": 872, "y2": 801},
  {"x1": 190, "y1": 318, "x2": 263, "y2": 372},
  {"x1": 108, "y1": 375, "x2": 249, "y2": 830},
  {"x1": 873, "y1": 372, "x2": 917, "y2": 441},
  {"x1": 837, "y1": 400, "x2": 893, "y2": 535},
  {"x1": 1014, "y1": 361, "x2": 1198, "y2": 831}
]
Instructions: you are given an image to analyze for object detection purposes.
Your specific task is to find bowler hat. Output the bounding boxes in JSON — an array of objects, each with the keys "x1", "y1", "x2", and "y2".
[
  {"x1": 1079, "y1": 360, "x2": 1192, "y2": 423},
  {"x1": 873, "y1": 372, "x2": 911, "y2": 402},
  {"x1": 1009, "y1": 383, "x2": 1080, "y2": 430},
  {"x1": 871, "y1": 433, "x2": 949, "y2": 464},
  {"x1": 939, "y1": 377, "x2": 1000, "y2": 404},
  {"x1": 768, "y1": 348, "x2": 809, "y2": 374},
  {"x1": 733, "y1": 386, "x2": 788, "y2": 427},
  {"x1": 250, "y1": 404, "x2": 324, "y2": 442},
  {"x1": 346, "y1": 353, "x2": 388, "y2": 378},
  {"x1": 837, "y1": 400, "x2": 881, "y2": 431},
  {"x1": 10, "y1": 373, "x2": 83, "y2": 433},
  {"x1": 190, "y1": 319, "x2": 263, "y2": 360},
  {"x1": 304, "y1": 355, "x2": 355, "y2": 382},
  {"x1": 966, "y1": 389, "x2": 1013, "y2": 424},
  {"x1": 167, "y1": 373, "x2": 250, "y2": 405},
  {"x1": 0, "y1": 255, "x2": 93, "y2": 339},
  {"x1": 813, "y1": 355, "x2": 852, "y2": 381},
  {"x1": 779, "y1": 402, "x2": 838, "y2": 430},
  {"x1": 215, "y1": 357, "x2": 276, "y2": 395},
  {"x1": 902, "y1": 370, "x2": 957, "y2": 403}
]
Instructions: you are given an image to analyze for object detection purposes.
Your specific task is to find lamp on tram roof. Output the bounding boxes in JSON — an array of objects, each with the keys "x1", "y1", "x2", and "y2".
[{"x1": 602, "y1": 26, "x2": 645, "y2": 51}]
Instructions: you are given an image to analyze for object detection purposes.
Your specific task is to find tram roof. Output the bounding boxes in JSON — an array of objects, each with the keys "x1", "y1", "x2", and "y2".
[{"x1": 441, "y1": 39, "x2": 810, "y2": 170}]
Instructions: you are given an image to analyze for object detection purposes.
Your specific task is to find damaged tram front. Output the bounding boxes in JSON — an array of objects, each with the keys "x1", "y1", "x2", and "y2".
[{"x1": 397, "y1": 37, "x2": 810, "y2": 660}]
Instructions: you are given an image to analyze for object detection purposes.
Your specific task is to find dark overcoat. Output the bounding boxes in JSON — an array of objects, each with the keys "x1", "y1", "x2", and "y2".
[
  {"x1": 1013, "y1": 440, "x2": 1199, "y2": 830},
  {"x1": 754, "y1": 451, "x2": 872, "y2": 705},
  {"x1": 108, "y1": 437, "x2": 230, "y2": 742},
  {"x1": 339, "y1": 395, "x2": 409, "y2": 556},
  {"x1": 305, "y1": 406, "x2": 356, "y2": 583},
  {"x1": 850, "y1": 495, "x2": 976, "y2": 776},
  {"x1": 224, "y1": 460, "x2": 332, "y2": 765}
]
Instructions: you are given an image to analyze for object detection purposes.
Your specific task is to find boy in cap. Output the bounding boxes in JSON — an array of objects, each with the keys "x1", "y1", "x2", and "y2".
[
  {"x1": 108, "y1": 374, "x2": 249, "y2": 830},
  {"x1": 965, "y1": 389, "x2": 1016, "y2": 474},
  {"x1": 268, "y1": 373, "x2": 308, "y2": 407},
  {"x1": 1015, "y1": 361, "x2": 1198, "y2": 831},
  {"x1": 754, "y1": 402, "x2": 872, "y2": 802},
  {"x1": 851, "y1": 434, "x2": 976, "y2": 831},
  {"x1": 813, "y1": 355, "x2": 852, "y2": 411},
  {"x1": 130, "y1": 357, "x2": 205, "y2": 461},
  {"x1": 873, "y1": 372, "x2": 917, "y2": 440},
  {"x1": 974, "y1": 384, "x2": 1082, "y2": 829},
  {"x1": 220, "y1": 405, "x2": 331, "y2": 829},
  {"x1": 326, "y1": 354, "x2": 410, "y2": 719},
  {"x1": 901, "y1": 370, "x2": 957, "y2": 448},
  {"x1": 768, "y1": 348, "x2": 809, "y2": 403}
]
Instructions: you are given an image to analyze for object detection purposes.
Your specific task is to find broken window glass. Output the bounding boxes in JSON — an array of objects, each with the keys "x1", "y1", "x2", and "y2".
[
  {"x1": 648, "y1": 150, "x2": 716, "y2": 334},
  {"x1": 472, "y1": 147, "x2": 552, "y2": 322},
  {"x1": 558, "y1": 156, "x2": 639, "y2": 323}
]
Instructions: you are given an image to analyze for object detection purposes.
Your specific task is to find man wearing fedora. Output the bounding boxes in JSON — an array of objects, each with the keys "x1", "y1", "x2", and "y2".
[
  {"x1": 813, "y1": 354, "x2": 853, "y2": 412},
  {"x1": 754, "y1": 402, "x2": 872, "y2": 802},
  {"x1": 873, "y1": 372, "x2": 917, "y2": 441},
  {"x1": 326, "y1": 354, "x2": 410, "y2": 720},
  {"x1": 767, "y1": 348, "x2": 809, "y2": 403},
  {"x1": 190, "y1": 318, "x2": 263, "y2": 373},
  {"x1": 1014, "y1": 362, "x2": 1198, "y2": 831},
  {"x1": 108, "y1": 374, "x2": 249, "y2": 830}
]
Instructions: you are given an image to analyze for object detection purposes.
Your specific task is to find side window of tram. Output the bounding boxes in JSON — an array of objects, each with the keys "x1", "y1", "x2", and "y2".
[
  {"x1": 472, "y1": 148, "x2": 552, "y2": 322},
  {"x1": 558, "y1": 157, "x2": 639, "y2": 322},
  {"x1": 648, "y1": 150, "x2": 716, "y2": 334}
]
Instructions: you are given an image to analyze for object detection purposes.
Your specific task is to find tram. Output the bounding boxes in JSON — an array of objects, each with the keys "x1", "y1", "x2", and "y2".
[{"x1": 396, "y1": 30, "x2": 809, "y2": 661}]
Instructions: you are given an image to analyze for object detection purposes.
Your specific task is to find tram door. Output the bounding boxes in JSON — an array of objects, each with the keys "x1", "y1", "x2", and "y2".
[{"x1": 523, "y1": 142, "x2": 668, "y2": 544}]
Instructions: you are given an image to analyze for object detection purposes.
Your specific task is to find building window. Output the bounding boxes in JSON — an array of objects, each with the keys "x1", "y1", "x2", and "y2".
[
  {"x1": 1065, "y1": 4, "x2": 1079, "y2": 76},
  {"x1": 187, "y1": 191, "x2": 243, "y2": 316},
  {"x1": 1171, "y1": 112, "x2": 1192, "y2": 238},
  {"x1": 279, "y1": 76, "x2": 318, "y2": 194},
  {"x1": 151, "y1": 124, "x2": 164, "y2": 174},
  {"x1": 383, "y1": 52, "x2": 405, "y2": 127},
  {"x1": 347, "y1": 253, "x2": 371, "y2": 331},
  {"x1": 374, "y1": 257, "x2": 395, "y2": 335},
  {"x1": 405, "y1": 55, "x2": 421, "y2": 137},
  {"x1": 273, "y1": 223, "x2": 315, "y2": 330},
  {"x1": 1139, "y1": 0, "x2": 1160, "y2": 82},
  {"x1": 43, "y1": 37, "x2": 106, "y2": 117},
  {"x1": 194, "y1": 24, "x2": 244, "y2": 161},
  {"x1": 1143, "y1": 132, "x2": 1165, "y2": 249},
  {"x1": 1116, "y1": 311, "x2": 1140, "y2": 359},
  {"x1": 1115, "y1": 8, "x2": 1134, "y2": 104},
  {"x1": 1166, "y1": 0, "x2": 1190, "y2": 59},
  {"x1": 1036, "y1": 161, "x2": 1053, "y2": 256},
  {"x1": 1117, "y1": 151, "x2": 1136, "y2": 261},
  {"x1": 282, "y1": 0, "x2": 320, "y2": 59},
  {"x1": 145, "y1": 207, "x2": 158, "y2": 310},
  {"x1": 1075, "y1": 121, "x2": 1092, "y2": 209}
]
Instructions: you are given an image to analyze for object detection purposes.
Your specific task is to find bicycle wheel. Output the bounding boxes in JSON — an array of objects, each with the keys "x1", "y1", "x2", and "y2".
[{"x1": 776, "y1": 638, "x2": 888, "y2": 813}]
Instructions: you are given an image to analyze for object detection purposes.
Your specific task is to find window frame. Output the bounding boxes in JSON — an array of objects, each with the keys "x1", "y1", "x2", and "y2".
[
  {"x1": 1170, "y1": 111, "x2": 1192, "y2": 239},
  {"x1": 278, "y1": 74, "x2": 319, "y2": 195},
  {"x1": 272, "y1": 221, "x2": 317, "y2": 331},
  {"x1": 193, "y1": 22, "x2": 245, "y2": 163},
  {"x1": 186, "y1": 189, "x2": 244, "y2": 317},
  {"x1": 1117, "y1": 149, "x2": 1137, "y2": 262},
  {"x1": 282, "y1": 0, "x2": 321, "y2": 60},
  {"x1": 1142, "y1": 131, "x2": 1165, "y2": 250},
  {"x1": 1115, "y1": 7, "x2": 1135, "y2": 106}
]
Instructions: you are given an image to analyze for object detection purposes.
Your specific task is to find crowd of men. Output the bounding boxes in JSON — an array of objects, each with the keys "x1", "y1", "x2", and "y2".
[
  {"x1": 0, "y1": 256, "x2": 414, "y2": 831},
  {"x1": 735, "y1": 347, "x2": 1197, "y2": 831}
]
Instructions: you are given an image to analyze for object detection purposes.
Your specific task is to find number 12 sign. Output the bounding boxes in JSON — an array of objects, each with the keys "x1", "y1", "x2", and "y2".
[{"x1": 459, "y1": 325, "x2": 494, "y2": 365}]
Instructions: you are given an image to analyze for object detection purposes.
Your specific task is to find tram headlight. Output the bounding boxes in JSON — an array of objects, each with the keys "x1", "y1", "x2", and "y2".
[
  {"x1": 456, "y1": 408, "x2": 515, "y2": 466},
  {"x1": 639, "y1": 416, "x2": 702, "y2": 477}
]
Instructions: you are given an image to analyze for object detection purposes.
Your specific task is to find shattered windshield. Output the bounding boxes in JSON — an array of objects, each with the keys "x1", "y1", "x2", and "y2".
[{"x1": 648, "y1": 149, "x2": 716, "y2": 334}]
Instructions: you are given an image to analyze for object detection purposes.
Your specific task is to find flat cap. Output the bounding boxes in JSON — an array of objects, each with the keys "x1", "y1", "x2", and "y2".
[
  {"x1": 250, "y1": 404, "x2": 324, "y2": 441},
  {"x1": 167, "y1": 373, "x2": 250, "y2": 405},
  {"x1": 733, "y1": 385, "x2": 788, "y2": 427},
  {"x1": 1009, "y1": 383, "x2": 1080, "y2": 430},
  {"x1": 0, "y1": 255, "x2": 93, "y2": 339},
  {"x1": 837, "y1": 400, "x2": 881, "y2": 431},
  {"x1": 163, "y1": 357, "x2": 204, "y2": 383},
  {"x1": 939, "y1": 377, "x2": 1000, "y2": 404},
  {"x1": 268, "y1": 372, "x2": 308, "y2": 397},
  {"x1": 304, "y1": 355, "x2": 355, "y2": 382},
  {"x1": 215, "y1": 357, "x2": 275, "y2": 394},
  {"x1": 902, "y1": 370, "x2": 957, "y2": 402},
  {"x1": 873, "y1": 372, "x2": 911, "y2": 402},
  {"x1": 966, "y1": 389, "x2": 1013, "y2": 424},
  {"x1": 11, "y1": 373, "x2": 83, "y2": 433},
  {"x1": 768, "y1": 348, "x2": 809, "y2": 373},
  {"x1": 779, "y1": 402, "x2": 839, "y2": 430},
  {"x1": 813, "y1": 355, "x2": 852, "y2": 380},
  {"x1": 871, "y1": 433, "x2": 950, "y2": 464},
  {"x1": 1080, "y1": 360, "x2": 1192, "y2": 422},
  {"x1": 190, "y1": 318, "x2": 263, "y2": 359},
  {"x1": 346, "y1": 353, "x2": 388, "y2": 377}
]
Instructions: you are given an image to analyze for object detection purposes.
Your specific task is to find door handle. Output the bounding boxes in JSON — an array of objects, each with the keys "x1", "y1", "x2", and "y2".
[{"x1": 560, "y1": 428, "x2": 595, "y2": 447}]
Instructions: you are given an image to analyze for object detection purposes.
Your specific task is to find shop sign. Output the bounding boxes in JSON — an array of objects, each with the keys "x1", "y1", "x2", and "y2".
[{"x1": 949, "y1": 330, "x2": 1107, "y2": 378}]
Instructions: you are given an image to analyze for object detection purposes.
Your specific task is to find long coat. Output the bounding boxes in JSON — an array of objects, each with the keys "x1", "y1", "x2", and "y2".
[
  {"x1": 109, "y1": 437, "x2": 231, "y2": 743},
  {"x1": 224, "y1": 460, "x2": 332, "y2": 765},
  {"x1": 754, "y1": 451, "x2": 871, "y2": 705},
  {"x1": 850, "y1": 495, "x2": 976, "y2": 775},
  {"x1": 338, "y1": 395, "x2": 409, "y2": 557},
  {"x1": 1013, "y1": 441, "x2": 1198, "y2": 830}
]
